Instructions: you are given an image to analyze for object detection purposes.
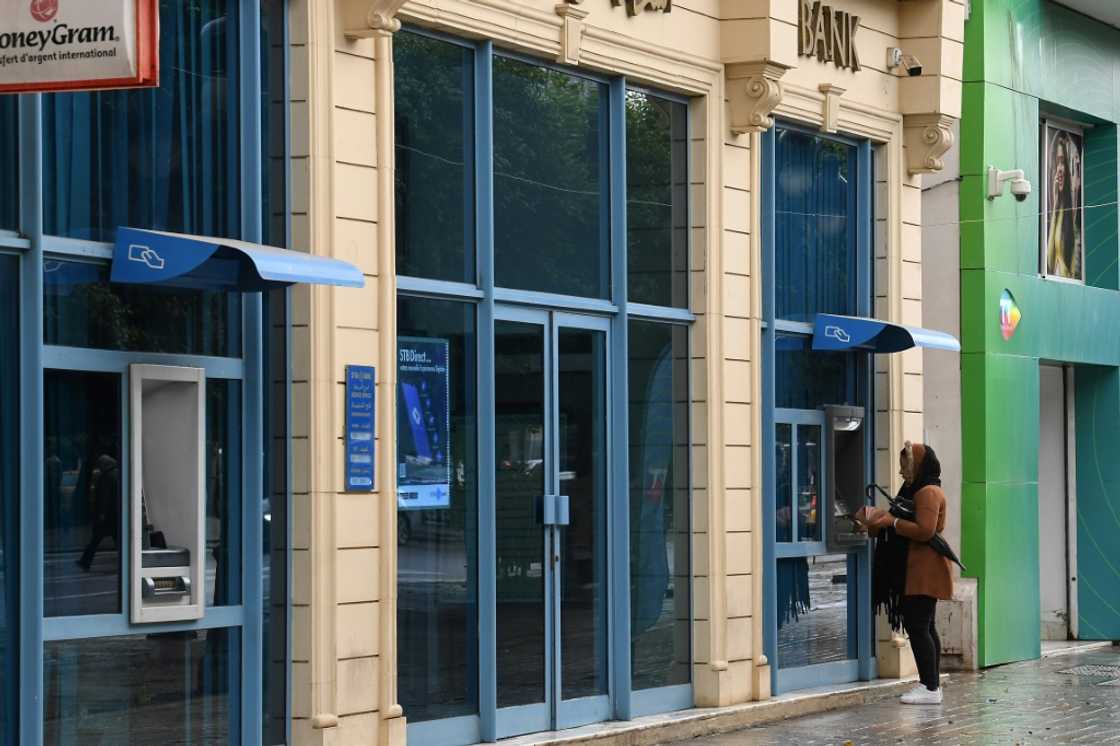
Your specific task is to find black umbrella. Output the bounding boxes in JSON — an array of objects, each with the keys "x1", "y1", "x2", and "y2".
[{"x1": 866, "y1": 483, "x2": 967, "y2": 572}]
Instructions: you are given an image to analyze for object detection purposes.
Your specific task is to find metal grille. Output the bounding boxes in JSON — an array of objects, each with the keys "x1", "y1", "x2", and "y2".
[{"x1": 1058, "y1": 665, "x2": 1120, "y2": 677}]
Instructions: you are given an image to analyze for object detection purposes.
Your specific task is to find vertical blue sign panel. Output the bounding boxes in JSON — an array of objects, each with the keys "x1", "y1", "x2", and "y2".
[
  {"x1": 397, "y1": 337, "x2": 451, "y2": 510},
  {"x1": 345, "y1": 365, "x2": 376, "y2": 492}
]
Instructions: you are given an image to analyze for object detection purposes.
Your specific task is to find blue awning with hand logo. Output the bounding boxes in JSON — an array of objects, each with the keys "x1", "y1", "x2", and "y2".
[
  {"x1": 110, "y1": 227, "x2": 364, "y2": 291},
  {"x1": 812, "y1": 313, "x2": 960, "y2": 353}
]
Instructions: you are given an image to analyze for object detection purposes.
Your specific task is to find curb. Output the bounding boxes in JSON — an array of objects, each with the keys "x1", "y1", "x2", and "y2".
[{"x1": 506, "y1": 676, "x2": 935, "y2": 746}]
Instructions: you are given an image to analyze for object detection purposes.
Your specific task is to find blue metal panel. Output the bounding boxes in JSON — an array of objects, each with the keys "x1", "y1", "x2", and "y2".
[
  {"x1": 407, "y1": 715, "x2": 482, "y2": 746},
  {"x1": 110, "y1": 227, "x2": 364, "y2": 290},
  {"x1": 475, "y1": 39, "x2": 499, "y2": 744},
  {"x1": 240, "y1": 2, "x2": 264, "y2": 742},
  {"x1": 607, "y1": 75, "x2": 633, "y2": 723},
  {"x1": 492, "y1": 287, "x2": 618, "y2": 314},
  {"x1": 775, "y1": 659, "x2": 860, "y2": 692},
  {"x1": 43, "y1": 606, "x2": 245, "y2": 641},
  {"x1": 18, "y1": 92, "x2": 44, "y2": 746},
  {"x1": 41, "y1": 347, "x2": 244, "y2": 378},
  {"x1": 396, "y1": 275, "x2": 485, "y2": 300},
  {"x1": 626, "y1": 303, "x2": 695, "y2": 323},
  {"x1": 759, "y1": 127, "x2": 779, "y2": 698},
  {"x1": 629, "y1": 683, "x2": 694, "y2": 719}
]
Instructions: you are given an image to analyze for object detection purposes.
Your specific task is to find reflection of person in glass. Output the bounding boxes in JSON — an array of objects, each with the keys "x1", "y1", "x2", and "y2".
[
  {"x1": 76, "y1": 435, "x2": 120, "y2": 571},
  {"x1": 1046, "y1": 131, "x2": 1082, "y2": 279}
]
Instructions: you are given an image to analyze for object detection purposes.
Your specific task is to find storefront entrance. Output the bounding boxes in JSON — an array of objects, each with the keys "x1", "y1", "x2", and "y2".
[{"x1": 494, "y1": 309, "x2": 610, "y2": 737}]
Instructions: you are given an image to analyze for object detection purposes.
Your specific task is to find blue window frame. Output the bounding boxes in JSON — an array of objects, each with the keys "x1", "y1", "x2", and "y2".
[
  {"x1": 1, "y1": 1, "x2": 289, "y2": 743},
  {"x1": 394, "y1": 28, "x2": 694, "y2": 745},
  {"x1": 761, "y1": 123, "x2": 874, "y2": 696},
  {"x1": 0, "y1": 254, "x2": 19, "y2": 746}
]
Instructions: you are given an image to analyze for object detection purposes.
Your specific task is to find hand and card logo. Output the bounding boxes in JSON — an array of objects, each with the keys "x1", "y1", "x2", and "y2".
[
  {"x1": 29, "y1": 0, "x2": 58, "y2": 23},
  {"x1": 999, "y1": 289, "x2": 1021, "y2": 340}
]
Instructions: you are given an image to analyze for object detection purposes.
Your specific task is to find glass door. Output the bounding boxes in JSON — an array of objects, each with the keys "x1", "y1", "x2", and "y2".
[
  {"x1": 773, "y1": 409, "x2": 862, "y2": 692},
  {"x1": 493, "y1": 308, "x2": 610, "y2": 738}
]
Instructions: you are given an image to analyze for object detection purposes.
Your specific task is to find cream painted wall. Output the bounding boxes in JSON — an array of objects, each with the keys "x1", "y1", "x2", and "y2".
[{"x1": 284, "y1": 1, "x2": 964, "y2": 743}]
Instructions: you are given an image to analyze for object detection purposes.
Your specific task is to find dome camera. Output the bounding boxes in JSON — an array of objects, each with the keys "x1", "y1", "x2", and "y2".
[
  {"x1": 987, "y1": 166, "x2": 1033, "y2": 202},
  {"x1": 887, "y1": 47, "x2": 923, "y2": 77}
]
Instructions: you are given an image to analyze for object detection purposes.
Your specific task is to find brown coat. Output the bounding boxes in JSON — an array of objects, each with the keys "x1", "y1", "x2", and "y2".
[{"x1": 893, "y1": 485, "x2": 953, "y2": 600}]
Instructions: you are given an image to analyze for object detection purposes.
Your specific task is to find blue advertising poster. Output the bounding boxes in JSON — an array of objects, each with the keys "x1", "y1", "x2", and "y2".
[
  {"x1": 397, "y1": 337, "x2": 451, "y2": 510},
  {"x1": 345, "y1": 365, "x2": 376, "y2": 492}
]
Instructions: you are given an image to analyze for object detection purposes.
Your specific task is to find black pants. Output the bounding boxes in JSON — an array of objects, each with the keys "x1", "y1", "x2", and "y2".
[{"x1": 902, "y1": 595, "x2": 941, "y2": 691}]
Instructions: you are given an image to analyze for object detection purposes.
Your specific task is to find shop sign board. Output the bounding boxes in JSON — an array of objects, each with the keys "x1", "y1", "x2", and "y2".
[
  {"x1": 345, "y1": 365, "x2": 376, "y2": 492},
  {"x1": 799, "y1": 1, "x2": 862, "y2": 71},
  {"x1": 0, "y1": 0, "x2": 159, "y2": 94},
  {"x1": 397, "y1": 337, "x2": 451, "y2": 511}
]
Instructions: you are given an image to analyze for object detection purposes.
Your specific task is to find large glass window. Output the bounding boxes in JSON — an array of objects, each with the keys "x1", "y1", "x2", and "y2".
[
  {"x1": 44, "y1": 371, "x2": 122, "y2": 617},
  {"x1": 0, "y1": 99, "x2": 17, "y2": 232},
  {"x1": 775, "y1": 333, "x2": 857, "y2": 410},
  {"x1": 44, "y1": 628, "x2": 241, "y2": 744},
  {"x1": 774, "y1": 128, "x2": 858, "y2": 322},
  {"x1": 395, "y1": 33, "x2": 475, "y2": 283},
  {"x1": 44, "y1": 260, "x2": 241, "y2": 357},
  {"x1": 396, "y1": 297, "x2": 479, "y2": 723},
  {"x1": 626, "y1": 92, "x2": 689, "y2": 308},
  {"x1": 628, "y1": 321, "x2": 690, "y2": 690},
  {"x1": 0, "y1": 256, "x2": 18, "y2": 745},
  {"x1": 42, "y1": 0, "x2": 240, "y2": 243},
  {"x1": 493, "y1": 57, "x2": 609, "y2": 298}
]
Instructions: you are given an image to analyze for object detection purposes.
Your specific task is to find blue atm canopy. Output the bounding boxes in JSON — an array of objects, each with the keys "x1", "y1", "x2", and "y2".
[
  {"x1": 111, "y1": 227, "x2": 365, "y2": 291},
  {"x1": 812, "y1": 313, "x2": 960, "y2": 354}
]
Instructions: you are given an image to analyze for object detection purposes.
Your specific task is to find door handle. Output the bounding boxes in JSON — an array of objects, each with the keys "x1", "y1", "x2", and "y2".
[{"x1": 540, "y1": 494, "x2": 571, "y2": 526}]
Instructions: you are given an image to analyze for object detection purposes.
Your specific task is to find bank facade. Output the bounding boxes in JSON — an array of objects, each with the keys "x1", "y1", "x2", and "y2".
[
  {"x1": 288, "y1": 1, "x2": 964, "y2": 743},
  {"x1": 0, "y1": 1, "x2": 965, "y2": 744},
  {"x1": 924, "y1": 0, "x2": 1120, "y2": 671}
]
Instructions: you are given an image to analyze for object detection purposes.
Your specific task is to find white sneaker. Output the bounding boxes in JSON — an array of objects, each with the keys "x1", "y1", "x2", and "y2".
[{"x1": 900, "y1": 686, "x2": 943, "y2": 705}]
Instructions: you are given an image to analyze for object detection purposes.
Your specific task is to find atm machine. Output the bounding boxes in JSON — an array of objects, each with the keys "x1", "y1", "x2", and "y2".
[
  {"x1": 823, "y1": 404, "x2": 869, "y2": 554},
  {"x1": 129, "y1": 364, "x2": 206, "y2": 623}
]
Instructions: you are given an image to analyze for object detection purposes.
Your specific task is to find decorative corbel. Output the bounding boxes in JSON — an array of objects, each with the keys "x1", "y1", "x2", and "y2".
[
  {"x1": 903, "y1": 113, "x2": 956, "y2": 175},
  {"x1": 818, "y1": 83, "x2": 846, "y2": 134},
  {"x1": 344, "y1": 0, "x2": 409, "y2": 38},
  {"x1": 556, "y1": 3, "x2": 591, "y2": 66},
  {"x1": 612, "y1": 0, "x2": 672, "y2": 15},
  {"x1": 727, "y1": 61, "x2": 788, "y2": 135}
]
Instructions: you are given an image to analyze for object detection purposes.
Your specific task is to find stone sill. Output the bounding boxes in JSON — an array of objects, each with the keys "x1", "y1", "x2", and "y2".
[{"x1": 503, "y1": 675, "x2": 940, "y2": 746}]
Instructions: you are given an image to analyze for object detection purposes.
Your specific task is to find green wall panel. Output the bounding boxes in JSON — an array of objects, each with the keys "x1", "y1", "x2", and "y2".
[
  {"x1": 1073, "y1": 366, "x2": 1120, "y2": 640},
  {"x1": 960, "y1": 0, "x2": 1120, "y2": 666}
]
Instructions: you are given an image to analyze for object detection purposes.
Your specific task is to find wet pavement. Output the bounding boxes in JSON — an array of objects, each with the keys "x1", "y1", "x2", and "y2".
[{"x1": 688, "y1": 644, "x2": 1120, "y2": 745}]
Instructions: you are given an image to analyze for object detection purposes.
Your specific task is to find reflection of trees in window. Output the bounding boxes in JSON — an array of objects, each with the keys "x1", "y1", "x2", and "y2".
[
  {"x1": 394, "y1": 33, "x2": 473, "y2": 283},
  {"x1": 43, "y1": 262, "x2": 236, "y2": 356},
  {"x1": 626, "y1": 91, "x2": 688, "y2": 308},
  {"x1": 493, "y1": 58, "x2": 608, "y2": 298}
]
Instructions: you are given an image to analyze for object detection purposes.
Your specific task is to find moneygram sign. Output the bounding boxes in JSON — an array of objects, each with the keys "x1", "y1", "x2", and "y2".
[{"x1": 0, "y1": 0, "x2": 158, "y2": 94}]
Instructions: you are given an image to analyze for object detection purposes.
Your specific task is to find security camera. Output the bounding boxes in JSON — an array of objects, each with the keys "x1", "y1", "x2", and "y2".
[
  {"x1": 887, "y1": 47, "x2": 923, "y2": 77},
  {"x1": 1010, "y1": 178, "x2": 1032, "y2": 202},
  {"x1": 987, "y1": 166, "x2": 1033, "y2": 202}
]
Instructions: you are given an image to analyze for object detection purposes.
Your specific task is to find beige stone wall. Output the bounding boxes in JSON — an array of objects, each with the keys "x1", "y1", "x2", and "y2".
[{"x1": 283, "y1": 1, "x2": 964, "y2": 743}]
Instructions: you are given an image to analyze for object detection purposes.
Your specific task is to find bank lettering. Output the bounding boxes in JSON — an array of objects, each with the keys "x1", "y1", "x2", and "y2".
[{"x1": 799, "y1": 1, "x2": 861, "y2": 71}]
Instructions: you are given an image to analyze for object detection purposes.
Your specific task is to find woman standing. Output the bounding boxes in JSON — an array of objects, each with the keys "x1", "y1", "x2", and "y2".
[{"x1": 857, "y1": 442, "x2": 953, "y2": 705}]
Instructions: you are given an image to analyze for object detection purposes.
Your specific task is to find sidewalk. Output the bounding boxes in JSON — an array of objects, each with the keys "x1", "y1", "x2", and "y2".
[{"x1": 687, "y1": 644, "x2": 1120, "y2": 745}]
